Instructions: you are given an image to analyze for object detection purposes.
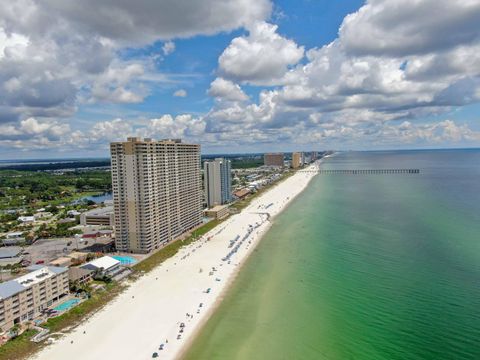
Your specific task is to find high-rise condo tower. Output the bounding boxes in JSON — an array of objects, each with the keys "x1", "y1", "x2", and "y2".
[{"x1": 110, "y1": 137, "x2": 202, "y2": 253}]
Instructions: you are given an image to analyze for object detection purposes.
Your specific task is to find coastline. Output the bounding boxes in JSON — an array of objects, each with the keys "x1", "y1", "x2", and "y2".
[{"x1": 31, "y1": 162, "x2": 320, "y2": 360}]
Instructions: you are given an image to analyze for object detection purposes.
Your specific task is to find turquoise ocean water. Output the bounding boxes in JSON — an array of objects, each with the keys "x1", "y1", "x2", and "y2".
[{"x1": 184, "y1": 149, "x2": 480, "y2": 360}]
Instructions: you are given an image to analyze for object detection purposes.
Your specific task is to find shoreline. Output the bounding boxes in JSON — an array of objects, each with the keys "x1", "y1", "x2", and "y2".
[
  {"x1": 178, "y1": 162, "x2": 320, "y2": 360},
  {"x1": 174, "y1": 210, "x2": 274, "y2": 360},
  {"x1": 31, "y1": 162, "x2": 320, "y2": 360}
]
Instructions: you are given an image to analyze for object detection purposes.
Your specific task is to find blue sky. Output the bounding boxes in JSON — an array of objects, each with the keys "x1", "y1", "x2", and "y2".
[{"x1": 0, "y1": 0, "x2": 479, "y2": 159}]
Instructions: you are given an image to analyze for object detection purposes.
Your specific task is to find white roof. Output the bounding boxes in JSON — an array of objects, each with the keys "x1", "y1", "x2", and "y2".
[
  {"x1": 7, "y1": 231, "x2": 24, "y2": 236},
  {"x1": 0, "y1": 266, "x2": 67, "y2": 299},
  {"x1": 83, "y1": 256, "x2": 120, "y2": 270},
  {"x1": 18, "y1": 216, "x2": 35, "y2": 222},
  {"x1": 15, "y1": 266, "x2": 67, "y2": 287}
]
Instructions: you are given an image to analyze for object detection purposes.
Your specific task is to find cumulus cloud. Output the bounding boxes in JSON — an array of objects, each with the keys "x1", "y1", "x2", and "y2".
[
  {"x1": 38, "y1": 0, "x2": 272, "y2": 45},
  {"x1": 173, "y1": 89, "x2": 187, "y2": 97},
  {"x1": 207, "y1": 78, "x2": 249, "y2": 102},
  {"x1": 89, "y1": 63, "x2": 146, "y2": 103},
  {"x1": 204, "y1": 0, "x2": 480, "y2": 149},
  {"x1": 218, "y1": 22, "x2": 304, "y2": 85},
  {"x1": 2, "y1": 0, "x2": 480, "y2": 154},
  {"x1": 340, "y1": 0, "x2": 480, "y2": 57},
  {"x1": 0, "y1": 117, "x2": 71, "y2": 141},
  {"x1": 0, "y1": 0, "x2": 272, "y2": 128}
]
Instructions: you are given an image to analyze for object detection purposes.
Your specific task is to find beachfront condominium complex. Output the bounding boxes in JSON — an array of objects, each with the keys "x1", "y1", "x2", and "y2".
[
  {"x1": 0, "y1": 266, "x2": 69, "y2": 331},
  {"x1": 204, "y1": 158, "x2": 232, "y2": 208},
  {"x1": 110, "y1": 137, "x2": 202, "y2": 253},
  {"x1": 292, "y1": 152, "x2": 303, "y2": 169},
  {"x1": 264, "y1": 153, "x2": 284, "y2": 167}
]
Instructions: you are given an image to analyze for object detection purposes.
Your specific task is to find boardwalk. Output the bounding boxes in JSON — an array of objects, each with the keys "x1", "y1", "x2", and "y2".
[{"x1": 298, "y1": 169, "x2": 420, "y2": 175}]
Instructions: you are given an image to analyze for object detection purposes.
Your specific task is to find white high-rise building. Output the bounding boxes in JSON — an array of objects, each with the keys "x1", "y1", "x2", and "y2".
[
  {"x1": 204, "y1": 158, "x2": 232, "y2": 208},
  {"x1": 110, "y1": 137, "x2": 202, "y2": 253}
]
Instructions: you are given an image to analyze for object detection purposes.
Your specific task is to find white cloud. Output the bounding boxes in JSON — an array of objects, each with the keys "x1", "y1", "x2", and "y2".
[
  {"x1": 173, "y1": 89, "x2": 187, "y2": 97},
  {"x1": 207, "y1": 78, "x2": 249, "y2": 102},
  {"x1": 89, "y1": 63, "x2": 146, "y2": 103},
  {"x1": 0, "y1": 117, "x2": 71, "y2": 141},
  {"x1": 2, "y1": 0, "x2": 480, "y2": 154},
  {"x1": 218, "y1": 22, "x2": 304, "y2": 85},
  {"x1": 162, "y1": 41, "x2": 175, "y2": 55},
  {"x1": 0, "y1": 0, "x2": 272, "y2": 125}
]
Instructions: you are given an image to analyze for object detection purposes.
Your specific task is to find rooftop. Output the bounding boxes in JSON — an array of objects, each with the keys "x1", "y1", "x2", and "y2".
[
  {"x1": 0, "y1": 246, "x2": 22, "y2": 259},
  {"x1": 81, "y1": 256, "x2": 120, "y2": 270},
  {"x1": 0, "y1": 265, "x2": 68, "y2": 300},
  {"x1": 82, "y1": 206, "x2": 114, "y2": 217},
  {"x1": 208, "y1": 205, "x2": 229, "y2": 212}
]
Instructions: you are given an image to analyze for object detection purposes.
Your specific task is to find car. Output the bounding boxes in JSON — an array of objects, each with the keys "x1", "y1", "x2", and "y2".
[
  {"x1": 35, "y1": 260, "x2": 45, "y2": 264},
  {"x1": 152, "y1": 352, "x2": 158, "y2": 358},
  {"x1": 159, "y1": 344, "x2": 164, "y2": 350}
]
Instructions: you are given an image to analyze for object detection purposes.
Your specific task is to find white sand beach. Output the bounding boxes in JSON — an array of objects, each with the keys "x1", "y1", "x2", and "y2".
[{"x1": 32, "y1": 163, "x2": 319, "y2": 360}]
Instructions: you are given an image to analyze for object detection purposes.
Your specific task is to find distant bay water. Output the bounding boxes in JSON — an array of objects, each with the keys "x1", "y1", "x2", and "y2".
[{"x1": 183, "y1": 149, "x2": 480, "y2": 360}]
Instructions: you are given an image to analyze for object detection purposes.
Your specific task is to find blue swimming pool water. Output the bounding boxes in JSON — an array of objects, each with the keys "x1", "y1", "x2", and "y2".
[
  {"x1": 53, "y1": 298, "x2": 80, "y2": 311},
  {"x1": 112, "y1": 255, "x2": 137, "y2": 265}
]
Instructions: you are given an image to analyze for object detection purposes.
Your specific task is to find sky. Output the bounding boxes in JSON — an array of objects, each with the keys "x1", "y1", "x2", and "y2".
[{"x1": 0, "y1": 0, "x2": 480, "y2": 159}]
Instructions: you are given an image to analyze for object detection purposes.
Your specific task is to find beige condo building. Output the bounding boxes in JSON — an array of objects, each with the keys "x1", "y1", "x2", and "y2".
[
  {"x1": 110, "y1": 137, "x2": 202, "y2": 253},
  {"x1": 0, "y1": 266, "x2": 69, "y2": 331},
  {"x1": 292, "y1": 152, "x2": 303, "y2": 169}
]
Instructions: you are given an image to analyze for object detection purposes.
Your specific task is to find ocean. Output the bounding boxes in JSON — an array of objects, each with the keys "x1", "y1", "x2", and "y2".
[{"x1": 183, "y1": 149, "x2": 480, "y2": 360}]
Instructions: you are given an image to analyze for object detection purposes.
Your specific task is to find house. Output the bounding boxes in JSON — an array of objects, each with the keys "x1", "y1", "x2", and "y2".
[
  {"x1": 67, "y1": 210, "x2": 81, "y2": 217},
  {"x1": 34, "y1": 212, "x2": 53, "y2": 220},
  {"x1": 17, "y1": 216, "x2": 35, "y2": 224},
  {"x1": 3, "y1": 232, "x2": 25, "y2": 246},
  {"x1": 58, "y1": 217, "x2": 77, "y2": 224},
  {"x1": 80, "y1": 256, "x2": 121, "y2": 278}
]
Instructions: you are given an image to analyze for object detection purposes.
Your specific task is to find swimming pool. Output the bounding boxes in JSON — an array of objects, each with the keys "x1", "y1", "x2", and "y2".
[
  {"x1": 112, "y1": 255, "x2": 137, "y2": 265},
  {"x1": 53, "y1": 298, "x2": 80, "y2": 312}
]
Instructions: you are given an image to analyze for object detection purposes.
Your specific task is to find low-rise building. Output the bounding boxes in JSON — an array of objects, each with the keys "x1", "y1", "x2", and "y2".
[
  {"x1": 67, "y1": 210, "x2": 81, "y2": 217},
  {"x1": 82, "y1": 229, "x2": 113, "y2": 239},
  {"x1": 49, "y1": 257, "x2": 72, "y2": 268},
  {"x1": 58, "y1": 218, "x2": 77, "y2": 225},
  {"x1": 0, "y1": 266, "x2": 69, "y2": 331},
  {"x1": 233, "y1": 188, "x2": 251, "y2": 200},
  {"x1": 0, "y1": 247, "x2": 23, "y2": 266},
  {"x1": 80, "y1": 256, "x2": 121, "y2": 278},
  {"x1": 79, "y1": 206, "x2": 114, "y2": 226},
  {"x1": 68, "y1": 267, "x2": 94, "y2": 285},
  {"x1": 34, "y1": 212, "x2": 53, "y2": 220},
  {"x1": 17, "y1": 216, "x2": 35, "y2": 224},
  {"x1": 3, "y1": 232, "x2": 25, "y2": 246},
  {"x1": 67, "y1": 252, "x2": 88, "y2": 263},
  {"x1": 204, "y1": 205, "x2": 229, "y2": 220}
]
